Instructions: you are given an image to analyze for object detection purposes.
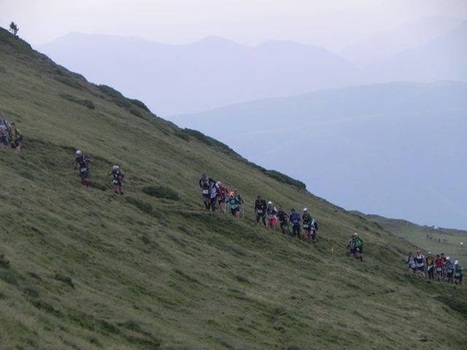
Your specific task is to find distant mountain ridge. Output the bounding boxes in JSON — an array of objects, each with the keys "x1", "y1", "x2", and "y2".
[
  {"x1": 37, "y1": 33, "x2": 361, "y2": 115},
  {"x1": 37, "y1": 17, "x2": 467, "y2": 117}
]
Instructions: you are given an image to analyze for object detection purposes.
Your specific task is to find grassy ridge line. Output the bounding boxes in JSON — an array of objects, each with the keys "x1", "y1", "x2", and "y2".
[
  {"x1": 360, "y1": 213, "x2": 467, "y2": 262},
  {"x1": 1, "y1": 28, "x2": 467, "y2": 349}
]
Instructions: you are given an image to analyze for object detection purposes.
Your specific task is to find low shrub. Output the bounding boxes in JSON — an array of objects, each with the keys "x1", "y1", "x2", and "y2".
[
  {"x1": 125, "y1": 196, "x2": 153, "y2": 214},
  {"x1": 142, "y1": 186, "x2": 181, "y2": 201}
]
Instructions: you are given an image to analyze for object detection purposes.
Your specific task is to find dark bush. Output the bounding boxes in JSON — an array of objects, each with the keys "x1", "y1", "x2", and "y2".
[
  {"x1": 142, "y1": 186, "x2": 181, "y2": 201},
  {"x1": 54, "y1": 76, "x2": 81, "y2": 89},
  {"x1": 54, "y1": 273, "x2": 74, "y2": 288},
  {"x1": 174, "y1": 130, "x2": 190, "y2": 142},
  {"x1": 130, "y1": 108, "x2": 144, "y2": 118},
  {"x1": 97, "y1": 84, "x2": 125, "y2": 99},
  {"x1": 23, "y1": 286, "x2": 40, "y2": 298},
  {"x1": 130, "y1": 99, "x2": 150, "y2": 112},
  {"x1": 59, "y1": 93, "x2": 95, "y2": 110},
  {"x1": 125, "y1": 196, "x2": 153, "y2": 214},
  {"x1": 264, "y1": 170, "x2": 306, "y2": 189},
  {"x1": 183, "y1": 128, "x2": 239, "y2": 155}
]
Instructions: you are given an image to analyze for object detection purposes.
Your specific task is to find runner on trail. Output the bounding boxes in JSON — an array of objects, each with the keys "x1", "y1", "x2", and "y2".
[
  {"x1": 216, "y1": 181, "x2": 229, "y2": 213},
  {"x1": 277, "y1": 207, "x2": 289, "y2": 234},
  {"x1": 254, "y1": 195, "x2": 267, "y2": 226},
  {"x1": 227, "y1": 191, "x2": 241, "y2": 219},
  {"x1": 434, "y1": 254, "x2": 444, "y2": 281},
  {"x1": 9, "y1": 122, "x2": 23, "y2": 154},
  {"x1": 198, "y1": 173, "x2": 217, "y2": 211},
  {"x1": 406, "y1": 252, "x2": 417, "y2": 273},
  {"x1": 266, "y1": 201, "x2": 278, "y2": 229},
  {"x1": 289, "y1": 208, "x2": 301, "y2": 240},
  {"x1": 74, "y1": 150, "x2": 91, "y2": 187},
  {"x1": 445, "y1": 257, "x2": 455, "y2": 283},
  {"x1": 425, "y1": 252, "x2": 435, "y2": 280},
  {"x1": 234, "y1": 189, "x2": 244, "y2": 217},
  {"x1": 302, "y1": 208, "x2": 313, "y2": 243},
  {"x1": 0, "y1": 118, "x2": 10, "y2": 150},
  {"x1": 349, "y1": 233, "x2": 363, "y2": 261},
  {"x1": 414, "y1": 250, "x2": 425, "y2": 277},
  {"x1": 109, "y1": 165, "x2": 124, "y2": 195},
  {"x1": 453, "y1": 260, "x2": 463, "y2": 285}
]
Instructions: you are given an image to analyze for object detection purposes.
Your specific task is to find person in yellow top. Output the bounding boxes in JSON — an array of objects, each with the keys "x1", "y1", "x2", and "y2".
[{"x1": 9, "y1": 122, "x2": 23, "y2": 154}]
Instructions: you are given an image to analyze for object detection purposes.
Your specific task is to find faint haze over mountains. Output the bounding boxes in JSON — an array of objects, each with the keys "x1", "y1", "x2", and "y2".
[
  {"x1": 37, "y1": 17, "x2": 467, "y2": 116},
  {"x1": 38, "y1": 33, "x2": 361, "y2": 115},
  {"x1": 338, "y1": 16, "x2": 463, "y2": 66}
]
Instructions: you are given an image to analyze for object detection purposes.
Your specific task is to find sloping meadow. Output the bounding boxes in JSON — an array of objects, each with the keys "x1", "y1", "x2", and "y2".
[{"x1": 0, "y1": 28, "x2": 466, "y2": 350}]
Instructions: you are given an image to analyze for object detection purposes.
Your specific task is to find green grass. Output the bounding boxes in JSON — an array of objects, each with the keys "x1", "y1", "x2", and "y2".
[
  {"x1": 360, "y1": 213, "x2": 467, "y2": 262},
  {"x1": 0, "y1": 28, "x2": 466, "y2": 349}
]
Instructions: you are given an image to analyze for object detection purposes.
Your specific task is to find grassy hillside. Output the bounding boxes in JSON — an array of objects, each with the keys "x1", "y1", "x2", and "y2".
[
  {"x1": 0, "y1": 28, "x2": 466, "y2": 350},
  {"x1": 357, "y1": 213, "x2": 467, "y2": 262}
]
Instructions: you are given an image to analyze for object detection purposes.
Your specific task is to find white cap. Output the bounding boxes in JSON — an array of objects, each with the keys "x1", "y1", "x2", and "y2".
[
  {"x1": 76, "y1": 150, "x2": 82, "y2": 155},
  {"x1": 454, "y1": 260, "x2": 459, "y2": 265},
  {"x1": 217, "y1": 181, "x2": 221, "y2": 185},
  {"x1": 353, "y1": 232, "x2": 358, "y2": 236},
  {"x1": 446, "y1": 256, "x2": 450, "y2": 260},
  {"x1": 303, "y1": 208, "x2": 308, "y2": 211},
  {"x1": 268, "y1": 201, "x2": 272, "y2": 205}
]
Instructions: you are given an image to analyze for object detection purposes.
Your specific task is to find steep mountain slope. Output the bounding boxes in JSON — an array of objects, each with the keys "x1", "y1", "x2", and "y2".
[
  {"x1": 1, "y1": 28, "x2": 466, "y2": 350},
  {"x1": 37, "y1": 33, "x2": 361, "y2": 115},
  {"x1": 171, "y1": 81, "x2": 467, "y2": 230}
]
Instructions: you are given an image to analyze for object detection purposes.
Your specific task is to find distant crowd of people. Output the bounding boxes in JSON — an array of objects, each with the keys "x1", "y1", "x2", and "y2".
[
  {"x1": 198, "y1": 173, "x2": 320, "y2": 244},
  {"x1": 0, "y1": 118, "x2": 23, "y2": 154},
  {"x1": 406, "y1": 250, "x2": 463, "y2": 284}
]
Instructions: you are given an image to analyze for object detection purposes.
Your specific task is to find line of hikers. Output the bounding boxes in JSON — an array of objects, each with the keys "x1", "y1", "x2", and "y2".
[
  {"x1": 74, "y1": 150, "x2": 124, "y2": 194},
  {"x1": 0, "y1": 118, "x2": 23, "y2": 154},
  {"x1": 198, "y1": 174, "x2": 319, "y2": 243},
  {"x1": 406, "y1": 250, "x2": 463, "y2": 284}
]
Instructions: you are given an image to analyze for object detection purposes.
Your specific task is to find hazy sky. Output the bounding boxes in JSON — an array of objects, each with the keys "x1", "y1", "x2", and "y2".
[{"x1": 1, "y1": 0, "x2": 467, "y2": 49}]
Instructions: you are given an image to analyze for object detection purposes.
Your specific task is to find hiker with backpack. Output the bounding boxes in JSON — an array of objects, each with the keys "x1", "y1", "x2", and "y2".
[
  {"x1": 302, "y1": 208, "x2": 318, "y2": 243},
  {"x1": 266, "y1": 201, "x2": 278, "y2": 230},
  {"x1": 198, "y1": 173, "x2": 217, "y2": 211},
  {"x1": 0, "y1": 118, "x2": 10, "y2": 150},
  {"x1": 227, "y1": 191, "x2": 242, "y2": 219},
  {"x1": 277, "y1": 207, "x2": 290, "y2": 234},
  {"x1": 301, "y1": 208, "x2": 312, "y2": 243},
  {"x1": 425, "y1": 252, "x2": 435, "y2": 280},
  {"x1": 254, "y1": 195, "x2": 267, "y2": 226},
  {"x1": 434, "y1": 254, "x2": 444, "y2": 281},
  {"x1": 216, "y1": 181, "x2": 229, "y2": 213},
  {"x1": 289, "y1": 208, "x2": 301, "y2": 240},
  {"x1": 444, "y1": 257, "x2": 455, "y2": 283},
  {"x1": 453, "y1": 260, "x2": 463, "y2": 285},
  {"x1": 414, "y1": 250, "x2": 425, "y2": 277},
  {"x1": 109, "y1": 165, "x2": 124, "y2": 195},
  {"x1": 74, "y1": 150, "x2": 91, "y2": 187},
  {"x1": 9, "y1": 122, "x2": 23, "y2": 154},
  {"x1": 234, "y1": 189, "x2": 245, "y2": 218},
  {"x1": 349, "y1": 233, "x2": 363, "y2": 261}
]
